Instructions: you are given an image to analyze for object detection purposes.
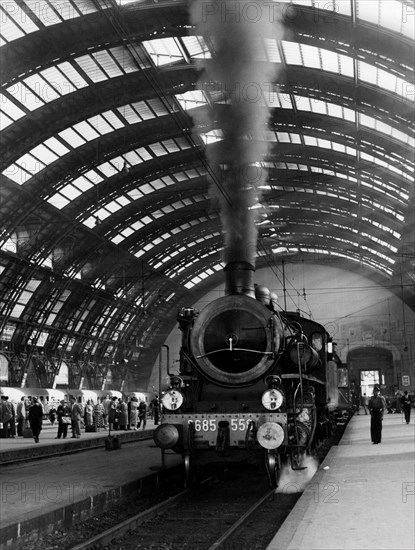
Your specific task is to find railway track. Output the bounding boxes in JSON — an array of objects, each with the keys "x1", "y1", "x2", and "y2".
[{"x1": 69, "y1": 467, "x2": 300, "y2": 550}]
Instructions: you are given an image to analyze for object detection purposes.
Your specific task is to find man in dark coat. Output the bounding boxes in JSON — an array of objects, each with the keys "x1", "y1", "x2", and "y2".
[
  {"x1": 28, "y1": 398, "x2": 44, "y2": 443},
  {"x1": 150, "y1": 396, "x2": 160, "y2": 425},
  {"x1": 0, "y1": 395, "x2": 14, "y2": 437},
  {"x1": 368, "y1": 387, "x2": 384, "y2": 444},
  {"x1": 56, "y1": 399, "x2": 71, "y2": 439},
  {"x1": 401, "y1": 391, "x2": 412, "y2": 424},
  {"x1": 16, "y1": 397, "x2": 26, "y2": 436}
]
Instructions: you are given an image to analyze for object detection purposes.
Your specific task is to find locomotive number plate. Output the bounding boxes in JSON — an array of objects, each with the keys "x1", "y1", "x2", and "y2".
[{"x1": 193, "y1": 418, "x2": 251, "y2": 433}]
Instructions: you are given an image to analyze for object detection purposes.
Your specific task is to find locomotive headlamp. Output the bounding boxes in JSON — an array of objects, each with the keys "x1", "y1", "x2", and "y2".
[
  {"x1": 161, "y1": 389, "x2": 184, "y2": 411},
  {"x1": 261, "y1": 389, "x2": 284, "y2": 410},
  {"x1": 153, "y1": 424, "x2": 180, "y2": 449}
]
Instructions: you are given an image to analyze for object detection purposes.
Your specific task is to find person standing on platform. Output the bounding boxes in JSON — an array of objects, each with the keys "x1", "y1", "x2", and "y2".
[
  {"x1": 108, "y1": 396, "x2": 118, "y2": 431},
  {"x1": 84, "y1": 400, "x2": 94, "y2": 429},
  {"x1": 129, "y1": 397, "x2": 139, "y2": 430},
  {"x1": 27, "y1": 397, "x2": 43, "y2": 443},
  {"x1": 401, "y1": 391, "x2": 412, "y2": 424},
  {"x1": 69, "y1": 396, "x2": 82, "y2": 438},
  {"x1": 16, "y1": 396, "x2": 26, "y2": 436},
  {"x1": 9, "y1": 398, "x2": 16, "y2": 438},
  {"x1": 150, "y1": 396, "x2": 160, "y2": 425},
  {"x1": 93, "y1": 400, "x2": 105, "y2": 432},
  {"x1": 102, "y1": 395, "x2": 111, "y2": 428},
  {"x1": 368, "y1": 387, "x2": 384, "y2": 444},
  {"x1": 0, "y1": 396, "x2": 14, "y2": 437},
  {"x1": 361, "y1": 393, "x2": 369, "y2": 415},
  {"x1": 138, "y1": 400, "x2": 147, "y2": 430},
  {"x1": 118, "y1": 398, "x2": 128, "y2": 431},
  {"x1": 56, "y1": 399, "x2": 71, "y2": 439},
  {"x1": 48, "y1": 402, "x2": 57, "y2": 426}
]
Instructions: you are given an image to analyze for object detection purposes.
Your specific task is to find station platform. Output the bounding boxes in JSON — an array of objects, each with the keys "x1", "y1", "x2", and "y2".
[
  {"x1": 0, "y1": 420, "x2": 183, "y2": 549},
  {"x1": 267, "y1": 413, "x2": 415, "y2": 550}
]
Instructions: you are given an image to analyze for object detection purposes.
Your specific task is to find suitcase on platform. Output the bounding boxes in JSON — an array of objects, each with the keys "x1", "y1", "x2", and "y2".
[
  {"x1": 23, "y1": 422, "x2": 33, "y2": 438},
  {"x1": 85, "y1": 425, "x2": 97, "y2": 432},
  {"x1": 105, "y1": 435, "x2": 121, "y2": 451},
  {"x1": 23, "y1": 427, "x2": 33, "y2": 438}
]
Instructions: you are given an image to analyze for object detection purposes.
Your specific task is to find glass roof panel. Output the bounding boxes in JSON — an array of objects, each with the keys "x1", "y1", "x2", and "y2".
[
  {"x1": 176, "y1": 91, "x2": 208, "y2": 110},
  {"x1": 282, "y1": 41, "x2": 302, "y2": 65},
  {"x1": 6, "y1": 82, "x2": 45, "y2": 111},
  {"x1": 182, "y1": 35, "x2": 210, "y2": 58},
  {"x1": 357, "y1": 0, "x2": 414, "y2": 39},
  {"x1": 88, "y1": 114, "x2": 114, "y2": 135},
  {"x1": 24, "y1": 73, "x2": 61, "y2": 101},
  {"x1": 23, "y1": 0, "x2": 64, "y2": 26},
  {"x1": 118, "y1": 105, "x2": 142, "y2": 124},
  {"x1": 75, "y1": 55, "x2": 109, "y2": 83},
  {"x1": 109, "y1": 45, "x2": 140, "y2": 72},
  {"x1": 282, "y1": 41, "x2": 354, "y2": 77},
  {"x1": 70, "y1": 175, "x2": 94, "y2": 192},
  {"x1": 0, "y1": 11, "x2": 25, "y2": 44},
  {"x1": 56, "y1": 61, "x2": 89, "y2": 89},
  {"x1": 0, "y1": 94, "x2": 26, "y2": 121},
  {"x1": 0, "y1": 112, "x2": 13, "y2": 129},
  {"x1": 39, "y1": 66, "x2": 74, "y2": 97},
  {"x1": 72, "y1": 121, "x2": 100, "y2": 141},
  {"x1": 92, "y1": 50, "x2": 124, "y2": 78},
  {"x1": 300, "y1": 44, "x2": 321, "y2": 69},
  {"x1": 94, "y1": 161, "x2": 115, "y2": 178},
  {"x1": 264, "y1": 39, "x2": 282, "y2": 63},
  {"x1": 148, "y1": 143, "x2": 167, "y2": 157},
  {"x1": 61, "y1": 185, "x2": 82, "y2": 201},
  {"x1": 135, "y1": 147, "x2": 152, "y2": 161},
  {"x1": 2, "y1": 164, "x2": 30, "y2": 185},
  {"x1": 30, "y1": 144, "x2": 59, "y2": 165},
  {"x1": 46, "y1": 192, "x2": 68, "y2": 209},
  {"x1": 1, "y1": 1, "x2": 39, "y2": 38},
  {"x1": 59, "y1": 127, "x2": 86, "y2": 148},
  {"x1": 147, "y1": 98, "x2": 170, "y2": 117},
  {"x1": 142, "y1": 37, "x2": 185, "y2": 66},
  {"x1": 105, "y1": 200, "x2": 122, "y2": 214},
  {"x1": 163, "y1": 139, "x2": 180, "y2": 153},
  {"x1": 102, "y1": 110, "x2": 124, "y2": 129},
  {"x1": 16, "y1": 152, "x2": 45, "y2": 175},
  {"x1": 132, "y1": 101, "x2": 156, "y2": 120}
]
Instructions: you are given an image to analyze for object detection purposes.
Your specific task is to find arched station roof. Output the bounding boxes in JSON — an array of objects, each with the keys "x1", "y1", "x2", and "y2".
[{"x1": 0, "y1": 0, "x2": 414, "y2": 387}]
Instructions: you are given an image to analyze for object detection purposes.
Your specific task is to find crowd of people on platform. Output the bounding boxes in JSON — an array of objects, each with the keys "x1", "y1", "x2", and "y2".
[{"x1": 0, "y1": 393, "x2": 161, "y2": 444}]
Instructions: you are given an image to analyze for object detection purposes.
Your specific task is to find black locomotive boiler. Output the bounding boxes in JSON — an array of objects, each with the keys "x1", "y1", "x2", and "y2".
[{"x1": 154, "y1": 261, "x2": 339, "y2": 487}]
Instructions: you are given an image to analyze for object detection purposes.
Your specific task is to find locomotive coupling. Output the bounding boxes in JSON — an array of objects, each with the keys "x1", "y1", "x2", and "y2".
[{"x1": 216, "y1": 421, "x2": 231, "y2": 455}]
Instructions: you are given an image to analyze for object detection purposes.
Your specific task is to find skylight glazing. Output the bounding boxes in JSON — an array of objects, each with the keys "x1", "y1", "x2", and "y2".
[
  {"x1": 356, "y1": 0, "x2": 414, "y2": 39},
  {"x1": 0, "y1": 0, "x2": 104, "y2": 47},
  {"x1": 142, "y1": 37, "x2": 186, "y2": 66},
  {"x1": 183, "y1": 260, "x2": 223, "y2": 289},
  {"x1": 151, "y1": 230, "x2": 220, "y2": 271},
  {"x1": 282, "y1": 41, "x2": 354, "y2": 77}
]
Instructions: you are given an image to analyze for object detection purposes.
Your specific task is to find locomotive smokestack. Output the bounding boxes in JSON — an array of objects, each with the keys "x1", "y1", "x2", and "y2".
[{"x1": 224, "y1": 261, "x2": 255, "y2": 298}]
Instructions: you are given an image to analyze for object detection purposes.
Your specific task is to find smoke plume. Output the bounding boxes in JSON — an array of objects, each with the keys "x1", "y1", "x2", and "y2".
[
  {"x1": 275, "y1": 454, "x2": 319, "y2": 494},
  {"x1": 189, "y1": 0, "x2": 284, "y2": 266}
]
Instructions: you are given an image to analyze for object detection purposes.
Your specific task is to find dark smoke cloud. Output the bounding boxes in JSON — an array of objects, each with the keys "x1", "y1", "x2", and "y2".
[{"x1": 189, "y1": 0, "x2": 284, "y2": 265}]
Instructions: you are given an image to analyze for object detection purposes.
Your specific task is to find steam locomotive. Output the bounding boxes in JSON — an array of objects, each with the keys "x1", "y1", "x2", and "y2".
[{"x1": 153, "y1": 261, "x2": 342, "y2": 487}]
